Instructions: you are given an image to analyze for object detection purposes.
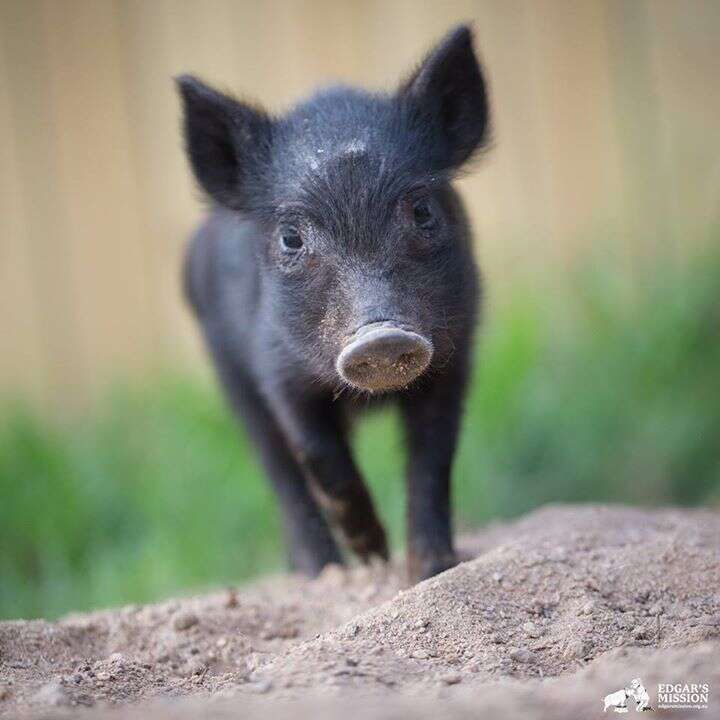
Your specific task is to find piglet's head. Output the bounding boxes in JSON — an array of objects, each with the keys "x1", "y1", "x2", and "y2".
[{"x1": 177, "y1": 25, "x2": 490, "y2": 393}]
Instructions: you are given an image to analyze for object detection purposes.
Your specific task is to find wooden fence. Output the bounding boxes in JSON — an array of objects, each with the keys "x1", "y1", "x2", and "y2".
[{"x1": 1, "y1": 0, "x2": 718, "y2": 408}]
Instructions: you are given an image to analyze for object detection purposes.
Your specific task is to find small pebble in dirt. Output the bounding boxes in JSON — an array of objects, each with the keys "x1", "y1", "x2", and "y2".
[
  {"x1": 411, "y1": 649, "x2": 429, "y2": 660},
  {"x1": 440, "y1": 672, "x2": 462, "y2": 685},
  {"x1": 173, "y1": 611, "x2": 199, "y2": 631},
  {"x1": 580, "y1": 599, "x2": 599, "y2": 615},
  {"x1": 187, "y1": 659, "x2": 206, "y2": 676},
  {"x1": 32, "y1": 681, "x2": 69, "y2": 706},
  {"x1": 522, "y1": 621, "x2": 543, "y2": 638},
  {"x1": 216, "y1": 637, "x2": 228, "y2": 648},
  {"x1": 509, "y1": 648, "x2": 535, "y2": 664},
  {"x1": 95, "y1": 672, "x2": 112, "y2": 682},
  {"x1": 0, "y1": 685, "x2": 10, "y2": 700},
  {"x1": 563, "y1": 638, "x2": 592, "y2": 660},
  {"x1": 492, "y1": 572, "x2": 504, "y2": 583}
]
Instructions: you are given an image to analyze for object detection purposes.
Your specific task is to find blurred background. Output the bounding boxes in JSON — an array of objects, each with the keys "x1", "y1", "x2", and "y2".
[{"x1": 1, "y1": 0, "x2": 719, "y2": 620}]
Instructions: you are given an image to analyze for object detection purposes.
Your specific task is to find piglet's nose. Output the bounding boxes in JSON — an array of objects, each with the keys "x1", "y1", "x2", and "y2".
[{"x1": 336, "y1": 321, "x2": 433, "y2": 392}]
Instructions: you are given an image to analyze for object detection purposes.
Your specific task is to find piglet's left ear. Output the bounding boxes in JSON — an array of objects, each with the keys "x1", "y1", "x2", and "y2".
[{"x1": 399, "y1": 25, "x2": 489, "y2": 169}]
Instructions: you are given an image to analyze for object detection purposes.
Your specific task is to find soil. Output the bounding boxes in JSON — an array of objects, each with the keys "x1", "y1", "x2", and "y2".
[{"x1": 1, "y1": 505, "x2": 718, "y2": 719}]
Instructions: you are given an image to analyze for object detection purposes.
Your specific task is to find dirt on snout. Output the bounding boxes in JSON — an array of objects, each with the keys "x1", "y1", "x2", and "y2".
[{"x1": 1, "y1": 505, "x2": 719, "y2": 720}]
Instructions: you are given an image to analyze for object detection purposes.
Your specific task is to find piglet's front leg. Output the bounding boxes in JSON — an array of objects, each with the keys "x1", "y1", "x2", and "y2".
[
  {"x1": 401, "y1": 372, "x2": 466, "y2": 583},
  {"x1": 268, "y1": 389, "x2": 389, "y2": 563}
]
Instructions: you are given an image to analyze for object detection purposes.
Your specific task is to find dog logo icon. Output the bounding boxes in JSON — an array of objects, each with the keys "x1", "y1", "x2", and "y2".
[{"x1": 603, "y1": 678, "x2": 653, "y2": 713}]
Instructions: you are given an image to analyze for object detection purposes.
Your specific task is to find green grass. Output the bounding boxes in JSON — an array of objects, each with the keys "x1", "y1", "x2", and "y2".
[{"x1": 1, "y1": 248, "x2": 719, "y2": 620}]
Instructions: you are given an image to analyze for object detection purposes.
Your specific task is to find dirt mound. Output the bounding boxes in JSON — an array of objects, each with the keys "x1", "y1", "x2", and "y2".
[{"x1": 1, "y1": 505, "x2": 718, "y2": 719}]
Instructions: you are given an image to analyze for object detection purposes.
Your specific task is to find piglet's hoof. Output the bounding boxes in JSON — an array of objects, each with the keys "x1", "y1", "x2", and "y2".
[
  {"x1": 349, "y1": 522, "x2": 389, "y2": 563},
  {"x1": 407, "y1": 551, "x2": 459, "y2": 584}
]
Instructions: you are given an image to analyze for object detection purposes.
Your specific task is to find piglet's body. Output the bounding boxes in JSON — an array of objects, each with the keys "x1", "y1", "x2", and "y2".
[{"x1": 178, "y1": 25, "x2": 489, "y2": 581}]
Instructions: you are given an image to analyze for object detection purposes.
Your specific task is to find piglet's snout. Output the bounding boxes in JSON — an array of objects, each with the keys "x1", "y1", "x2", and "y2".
[{"x1": 336, "y1": 321, "x2": 433, "y2": 392}]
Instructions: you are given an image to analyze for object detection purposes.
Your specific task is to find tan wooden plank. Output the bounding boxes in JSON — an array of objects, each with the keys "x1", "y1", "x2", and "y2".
[
  {"x1": 0, "y1": 20, "x2": 47, "y2": 406},
  {"x1": 0, "y1": 0, "x2": 89, "y2": 410},
  {"x1": 115, "y1": 0, "x2": 208, "y2": 369},
  {"x1": 643, "y1": 0, "x2": 720, "y2": 251},
  {"x1": 524, "y1": 0, "x2": 625, "y2": 268},
  {"x1": 40, "y1": 0, "x2": 156, "y2": 405}
]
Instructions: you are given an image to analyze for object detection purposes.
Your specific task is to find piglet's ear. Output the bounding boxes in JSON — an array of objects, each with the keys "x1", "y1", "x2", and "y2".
[
  {"x1": 176, "y1": 75, "x2": 272, "y2": 210},
  {"x1": 399, "y1": 25, "x2": 489, "y2": 169}
]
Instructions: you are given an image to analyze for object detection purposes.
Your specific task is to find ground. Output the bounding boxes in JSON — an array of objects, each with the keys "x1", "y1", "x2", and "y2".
[{"x1": 1, "y1": 505, "x2": 718, "y2": 719}]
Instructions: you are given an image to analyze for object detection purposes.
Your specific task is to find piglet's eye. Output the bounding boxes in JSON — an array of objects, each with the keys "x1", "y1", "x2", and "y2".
[
  {"x1": 412, "y1": 199, "x2": 436, "y2": 230},
  {"x1": 280, "y1": 231, "x2": 303, "y2": 252}
]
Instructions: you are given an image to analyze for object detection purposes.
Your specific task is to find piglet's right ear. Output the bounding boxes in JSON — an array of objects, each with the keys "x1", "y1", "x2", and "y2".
[{"x1": 176, "y1": 75, "x2": 272, "y2": 210}]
